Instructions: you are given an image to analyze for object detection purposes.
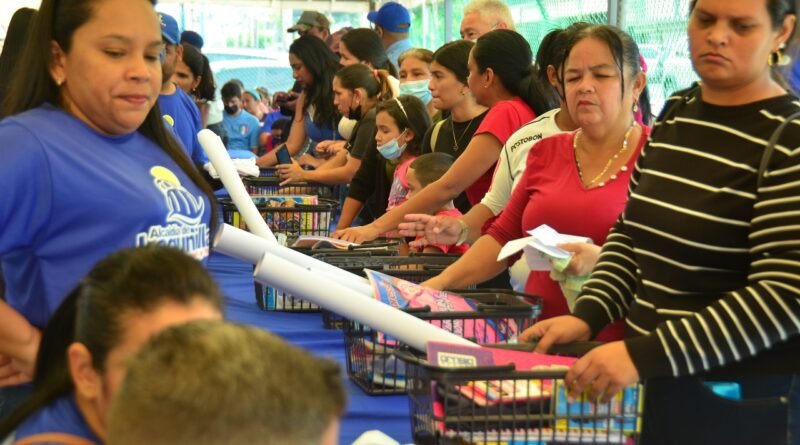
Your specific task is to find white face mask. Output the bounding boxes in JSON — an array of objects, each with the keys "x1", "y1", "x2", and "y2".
[{"x1": 338, "y1": 117, "x2": 357, "y2": 141}]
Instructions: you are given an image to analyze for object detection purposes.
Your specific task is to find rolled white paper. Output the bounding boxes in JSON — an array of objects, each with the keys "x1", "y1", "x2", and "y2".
[
  {"x1": 255, "y1": 252, "x2": 476, "y2": 351},
  {"x1": 198, "y1": 129, "x2": 276, "y2": 243},
  {"x1": 214, "y1": 224, "x2": 374, "y2": 297}
]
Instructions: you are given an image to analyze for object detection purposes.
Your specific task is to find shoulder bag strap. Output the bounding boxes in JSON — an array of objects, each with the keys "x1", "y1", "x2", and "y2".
[
  {"x1": 758, "y1": 109, "x2": 800, "y2": 189},
  {"x1": 430, "y1": 118, "x2": 446, "y2": 152}
]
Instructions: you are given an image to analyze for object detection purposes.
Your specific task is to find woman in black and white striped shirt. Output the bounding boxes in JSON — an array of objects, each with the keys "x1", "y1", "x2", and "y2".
[{"x1": 524, "y1": 0, "x2": 800, "y2": 443}]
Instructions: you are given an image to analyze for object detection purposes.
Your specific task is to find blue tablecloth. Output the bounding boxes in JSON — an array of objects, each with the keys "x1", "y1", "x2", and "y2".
[{"x1": 207, "y1": 252, "x2": 412, "y2": 444}]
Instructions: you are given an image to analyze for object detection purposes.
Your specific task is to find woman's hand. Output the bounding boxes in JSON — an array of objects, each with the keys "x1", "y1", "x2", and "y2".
[
  {"x1": 558, "y1": 242, "x2": 601, "y2": 276},
  {"x1": 332, "y1": 224, "x2": 381, "y2": 244},
  {"x1": 0, "y1": 327, "x2": 41, "y2": 387},
  {"x1": 276, "y1": 159, "x2": 306, "y2": 186},
  {"x1": 316, "y1": 140, "x2": 346, "y2": 159},
  {"x1": 398, "y1": 214, "x2": 462, "y2": 248},
  {"x1": 520, "y1": 315, "x2": 591, "y2": 353},
  {"x1": 565, "y1": 341, "x2": 639, "y2": 403}
]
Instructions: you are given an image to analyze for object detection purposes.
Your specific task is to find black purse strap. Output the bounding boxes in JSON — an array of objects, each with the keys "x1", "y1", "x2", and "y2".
[{"x1": 758, "y1": 109, "x2": 800, "y2": 189}]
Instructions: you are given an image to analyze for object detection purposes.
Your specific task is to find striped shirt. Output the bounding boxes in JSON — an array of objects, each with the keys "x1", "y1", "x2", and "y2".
[{"x1": 572, "y1": 87, "x2": 800, "y2": 379}]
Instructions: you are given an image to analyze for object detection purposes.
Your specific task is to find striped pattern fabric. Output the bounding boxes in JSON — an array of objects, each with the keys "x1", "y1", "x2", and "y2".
[{"x1": 572, "y1": 87, "x2": 800, "y2": 379}]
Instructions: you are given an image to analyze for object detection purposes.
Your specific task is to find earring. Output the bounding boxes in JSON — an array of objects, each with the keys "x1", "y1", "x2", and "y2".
[
  {"x1": 633, "y1": 102, "x2": 639, "y2": 113},
  {"x1": 55, "y1": 77, "x2": 64, "y2": 86},
  {"x1": 769, "y1": 44, "x2": 790, "y2": 67}
]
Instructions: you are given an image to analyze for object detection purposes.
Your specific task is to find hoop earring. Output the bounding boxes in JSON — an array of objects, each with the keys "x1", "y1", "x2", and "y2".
[{"x1": 769, "y1": 45, "x2": 790, "y2": 67}]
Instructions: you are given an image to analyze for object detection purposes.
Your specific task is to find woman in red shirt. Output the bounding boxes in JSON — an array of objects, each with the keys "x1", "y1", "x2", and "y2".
[
  {"x1": 334, "y1": 29, "x2": 558, "y2": 243},
  {"x1": 423, "y1": 25, "x2": 650, "y2": 341}
]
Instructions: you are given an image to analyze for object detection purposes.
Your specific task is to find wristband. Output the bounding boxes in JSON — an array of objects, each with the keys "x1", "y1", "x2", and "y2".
[{"x1": 455, "y1": 218, "x2": 469, "y2": 246}]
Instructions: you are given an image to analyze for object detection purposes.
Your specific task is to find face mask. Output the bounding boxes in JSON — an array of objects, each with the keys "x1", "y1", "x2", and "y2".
[
  {"x1": 348, "y1": 102, "x2": 362, "y2": 121},
  {"x1": 377, "y1": 130, "x2": 407, "y2": 161},
  {"x1": 224, "y1": 105, "x2": 239, "y2": 115},
  {"x1": 400, "y1": 79, "x2": 432, "y2": 104},
  {"x1": 338, "y1": 117, "x2": 357, "y2": 141}
]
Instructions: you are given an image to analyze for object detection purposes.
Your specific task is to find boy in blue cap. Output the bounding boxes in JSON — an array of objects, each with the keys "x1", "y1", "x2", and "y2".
[{"x1": 367, "y1": 2, "x2": 412, "y2": 71}]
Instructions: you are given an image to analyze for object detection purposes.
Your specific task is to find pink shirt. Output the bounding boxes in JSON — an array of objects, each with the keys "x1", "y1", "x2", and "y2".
[
  {"x1": 468, "y1": 97, "x2": 536, "y2": 205},
  {"x1": 486, "y1": 128, "x2": 650, "y2": 340},
  {"x1": 386, "y1": 156, "x2": 416, "y2": 211}
]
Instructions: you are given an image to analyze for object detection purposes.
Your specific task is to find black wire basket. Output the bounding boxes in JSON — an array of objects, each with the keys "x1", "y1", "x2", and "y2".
[
  {"x1": 395, "y1": 343, "x2": 643, "y2": 444},
  {"x1": 244, "y1": 169, "x2": 341, "y2": 201},
  {"x1": 343, "y1": 289, "x2": 541, "y2": 395}
]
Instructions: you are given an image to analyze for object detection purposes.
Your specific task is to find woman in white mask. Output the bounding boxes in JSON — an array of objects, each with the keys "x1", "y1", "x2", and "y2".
[{"x1": 397, "y1": 49, "x2": 438, "y2": 120}]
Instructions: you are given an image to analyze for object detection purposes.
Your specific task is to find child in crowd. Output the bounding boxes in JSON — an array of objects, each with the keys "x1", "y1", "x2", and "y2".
[
  {"x1": 106, "y1": 321, "x2": 345, "y2": 445},
  {"x1": 220, "y1": 80, "x2": 260, "y2": 154},
  {"x1": 256, "y1": 117, "x2": 292, "y2": 157},
  {"x1": 376, "y1": 95, "x2": 432, "y2": 211},
  {"x1": 406, "y1": 153, "x2": 469, "y2": 255}
]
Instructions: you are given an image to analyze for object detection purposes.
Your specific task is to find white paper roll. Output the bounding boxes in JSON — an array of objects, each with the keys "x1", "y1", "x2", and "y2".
[
  {"x1": 198, "y1": 129, "x2": 276, "y2": 243},
  {"x1": 255, "y1": 252, "x2": 476, "y2": 351},
  {"x1": 214, "y1": 224, "x2": 374, "y2": 297}
]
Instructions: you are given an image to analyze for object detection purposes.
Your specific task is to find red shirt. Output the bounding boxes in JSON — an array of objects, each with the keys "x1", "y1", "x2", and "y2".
[
  {"x1": 486, "y1": 127, "x2": 650, "y2": 341},
  {"x1": 468, "y1": 97, "x2": 536, "y2": 205}
]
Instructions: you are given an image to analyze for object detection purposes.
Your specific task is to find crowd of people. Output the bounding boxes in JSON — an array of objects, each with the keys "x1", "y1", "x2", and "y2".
[{"x1": 1, "y1": 0, "x2": 800, "y2": 443}]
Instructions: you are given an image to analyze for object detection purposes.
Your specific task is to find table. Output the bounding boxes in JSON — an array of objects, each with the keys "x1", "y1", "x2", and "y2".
[{"x1": 207, "y1": 252, "x2": 412, "y2": 444}]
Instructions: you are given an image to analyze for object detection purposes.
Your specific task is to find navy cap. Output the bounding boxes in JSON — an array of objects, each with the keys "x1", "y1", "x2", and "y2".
[
  {"x1": 367, "y1": 2, "x2": 411, "y2": 33},
  {"x1": 180, "y1": 30, "x2": 204, "y2": 49},
  {"x1": 158, "y1": 12, "x2": 180, "y2": 45}
]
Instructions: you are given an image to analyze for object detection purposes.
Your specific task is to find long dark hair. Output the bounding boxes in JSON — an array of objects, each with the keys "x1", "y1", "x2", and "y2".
[
  {"x1": 472, "y1": 29, "x2": 558, "y2": 115},
  {"x1": 0, "y1": 8, "x2": 36, "y2": 107},
  {"x1": 1, "y1": 0, "x2": 218, "y2": 231},
  {"x1": 197, "y1": 55, "x2": 216, "y2": 102},
  {"x1": 559, "y1": 25, "x2": 652, "y2": 125},
  {"x1": 376, "y1": 95, "x2": 432, "y2": 156},
  {"x1": 180, "y1": 44, "x2": 215, "y2": 102},
  {"x1": 432, "y1": 40, "x2": 474, "y2": 85},
  {"x1": 341, "y1": 28, "x2": 399, "y2": 78},
  {"x1": 289, "y1": 35, "x2": 340, "y2": 126},
  {"x1": 0, "y1": 245, "x2": 224, "y2": 438}
]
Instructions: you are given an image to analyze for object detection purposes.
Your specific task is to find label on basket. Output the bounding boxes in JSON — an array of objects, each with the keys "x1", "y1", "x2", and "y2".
[{"x1": 363, "y1": 270, "x2": 511, "y2": 344}]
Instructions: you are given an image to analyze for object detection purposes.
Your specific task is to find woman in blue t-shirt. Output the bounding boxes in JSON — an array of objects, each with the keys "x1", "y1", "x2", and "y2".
[
  {"x1": 255, "y1": 35, "x2": 341, "y2": 168},
  {"x1": 0, "y1": 246, "x2": 223, "y2": 444},
  {"x1": 0, "y1": 0, "x2": 217, "y2": 418}
]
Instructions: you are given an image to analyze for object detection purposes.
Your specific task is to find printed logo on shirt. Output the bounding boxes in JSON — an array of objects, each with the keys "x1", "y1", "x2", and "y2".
[
  {"x1": 163, "y1": 114, "x2": 175, "y2": 127},
  {"x1": 508, "y1": 133, "x2": 542, "y2": 152},
  {"x1": 135, "y1": 166, "x2": 210, "y2": 260},
  {"x1": 240, "y1": 125, "x2": 249, "y2": 136}
]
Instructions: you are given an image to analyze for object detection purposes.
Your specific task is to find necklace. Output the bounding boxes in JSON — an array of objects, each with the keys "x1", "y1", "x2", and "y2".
[
  {"x1": 573, "y1": 122, "x2": 637, "y2": 187},
  {"x1": 451, "y1": 116, "x2": 476, "y2": 152}
]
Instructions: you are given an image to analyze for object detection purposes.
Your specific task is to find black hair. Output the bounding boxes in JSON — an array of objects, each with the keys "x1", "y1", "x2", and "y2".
[
  {"x1": 410, "y1": 152, "x2": 455, "y2": 187},
  {"x1": 473, "y1": 29, "x2": 558, "y2": 115},
  {"x1": 221, "y1": 80, "x2": 243, "y2": 100},
  {"x1": 335, "y1": 64, "x2": 395, "y2": 103},
  {"x1": 341, "y1": 28, "x2": 399, "y2": 78},
  {"x1": 559, "y1": 25, "x2": 653, "y2": 125},
  {"x1": 1, "y1": 0, "x2": 218, "y2": 232},
  {"x1": 0, "y1": 245, "x2": 224, "y2": 438},
  {"x1": 376, "y1": 95, "x2": 433, "y2": 156},
  {"x1": 432, "y1": 40, "x2": 474, "y2": 85},
  {"x1": 0, "y1": 8, "x2": 36, "y2": 107},
  {"x1": 289, "y1": 35, "x2": 340, "y2": 127},
  {"x1": 179, "y1": 44, "x2": 214, "y2": 102}
]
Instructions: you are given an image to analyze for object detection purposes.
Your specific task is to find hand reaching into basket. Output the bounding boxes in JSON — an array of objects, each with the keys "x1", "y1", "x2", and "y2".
[
  {"x1": 315, "y1": 140, "x2": 346, "y2": 159},
  {"x1": 276, "y1": 159, "x2": 307, "y2": 186},
  {"x1": 332, "y1": 224, "x2": 382, "y2": 244},
  {"x1": 398, "y1": 213, "x2": 462, "y2": 249}
]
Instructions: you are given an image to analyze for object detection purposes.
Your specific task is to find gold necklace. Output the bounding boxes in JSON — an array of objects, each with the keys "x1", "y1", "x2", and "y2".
[
  {"x1": 573, "y1": 122, "x2": 637, "y2": 187},
  {"x1": 451, "y1": 116, "x2": 476, "y2": 152}
]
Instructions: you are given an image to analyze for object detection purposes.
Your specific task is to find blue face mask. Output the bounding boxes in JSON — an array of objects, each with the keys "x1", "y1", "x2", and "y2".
[
  {"x1": 377, "y1": 130, "x2": 408, "y2": 161},
  {"x1": 399, "y1": 79, "x2": 432, "y2": 105}
]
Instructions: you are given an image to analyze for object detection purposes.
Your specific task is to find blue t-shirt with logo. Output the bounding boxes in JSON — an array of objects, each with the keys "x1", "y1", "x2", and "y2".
[
  {"x1": 15, "y1": 395, "x2": 101, "y2": 444},
  {"x1": 0, "y1": 103, "x2": 212, "y2": 328},
  {"x1": 158, "y1": 87, "x2": 207, "y2": 165},
  {"x1": 222, "y1": 110, "x2": 260, "y2": 151}
]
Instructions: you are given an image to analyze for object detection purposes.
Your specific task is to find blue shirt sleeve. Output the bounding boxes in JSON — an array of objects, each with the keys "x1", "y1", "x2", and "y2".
[
  {"x1": 248, "y1": 116, "x2": 260, "y2": 150},
  {"x1": 0, "y1": 122, "x2": 52, "y2": 254}
]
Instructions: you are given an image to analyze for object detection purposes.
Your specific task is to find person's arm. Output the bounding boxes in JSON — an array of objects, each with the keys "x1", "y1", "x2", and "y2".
[
  {"x1": 0, "y1": 301, "x2": 40, "y2": 386},
  {"x1": 398, "y1": 203, "x2": 495, "y2": 248},
  {"x1": 276, "y1": 154, "x2": 361, "y2": 186},
  {"x1": 337, "y1": 197, "x2": 365, "y2": 230},
  {"x1": 198, "y1": 101, "x2": 209, "y2": 128},
  {"x1": 256, "y1": 92, "x2": 307, "y2": 168},
  {"x1": 334, "y1": 132, "x2": 502, "y2": 242},
  {"x1": 423, "y1": 235, "x2": 506, "y2": 289}
]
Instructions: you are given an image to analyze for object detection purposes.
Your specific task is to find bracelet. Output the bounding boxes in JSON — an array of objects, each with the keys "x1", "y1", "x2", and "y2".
[{"x1": 455, "y1": 218, "x2": 469, "y2": 246}]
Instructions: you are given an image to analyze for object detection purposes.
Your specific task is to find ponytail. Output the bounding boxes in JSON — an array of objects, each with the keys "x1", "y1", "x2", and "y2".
[
  {"x1": 374, "y1": 70, "x2": 395, "y2": 102},
  {"x1": 336, "y1": 64, "x2": 396, "y2": 102}
]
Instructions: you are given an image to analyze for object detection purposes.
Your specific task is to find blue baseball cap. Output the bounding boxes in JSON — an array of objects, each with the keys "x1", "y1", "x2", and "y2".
[
  {"x1": 158, "y1": 12, "x2": 180, "y2": 45},
  {"x1": 180, "y1": 30, "x2": 204, "y2": 49},
  {"x1": 367, "y1": 2, "x2": 411, "y2": 33}
]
